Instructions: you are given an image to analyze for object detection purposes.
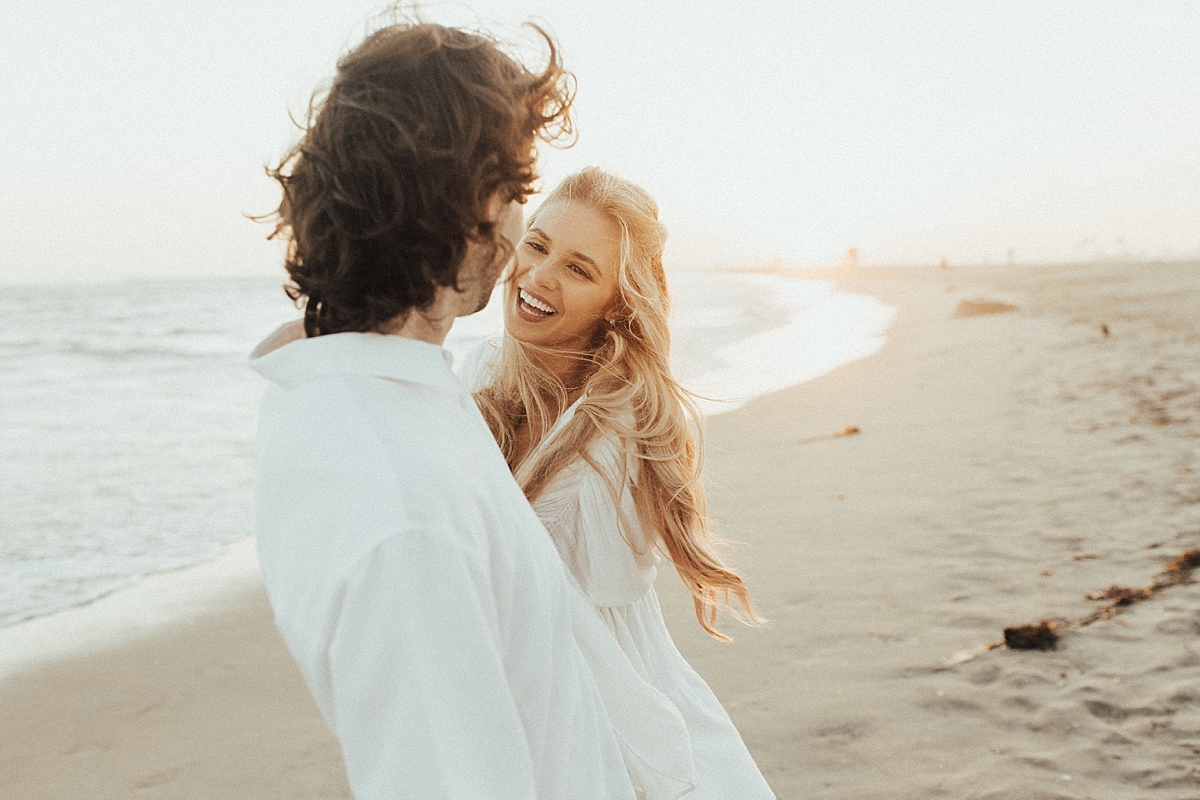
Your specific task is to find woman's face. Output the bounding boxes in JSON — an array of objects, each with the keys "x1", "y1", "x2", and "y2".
[{"x1": 505, "y1": 200, "x2": 621, "y2": 352}]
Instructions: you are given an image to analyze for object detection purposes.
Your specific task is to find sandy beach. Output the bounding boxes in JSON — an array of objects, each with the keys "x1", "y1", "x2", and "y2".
[{"x1": 3, "y1": 260, "x2": 1198, "y2": 799}]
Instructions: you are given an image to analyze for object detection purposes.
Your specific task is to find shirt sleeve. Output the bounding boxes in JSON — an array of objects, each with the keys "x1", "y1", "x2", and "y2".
[{"x1": 327, "y1": 531, "x2": 538, "y2": 800}]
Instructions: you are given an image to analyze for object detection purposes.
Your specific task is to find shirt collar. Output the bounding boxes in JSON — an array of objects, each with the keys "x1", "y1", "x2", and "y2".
[{"x1": 249, "y1": 327, "x2": 461, "y2": 394}]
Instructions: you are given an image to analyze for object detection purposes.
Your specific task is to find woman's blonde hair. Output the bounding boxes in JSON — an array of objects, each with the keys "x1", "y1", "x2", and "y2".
[{"x1": 473, "y1": 167, "x2": 760, "y2": 639}]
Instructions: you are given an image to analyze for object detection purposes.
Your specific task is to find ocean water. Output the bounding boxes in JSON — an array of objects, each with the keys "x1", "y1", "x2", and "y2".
[{"x1": 0, "y1": 272, "x2": 893, "y2": 629}]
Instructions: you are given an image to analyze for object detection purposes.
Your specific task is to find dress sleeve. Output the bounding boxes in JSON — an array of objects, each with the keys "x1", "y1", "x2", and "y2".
[
  {"x1": 538, "y1": 435, "x2": 660, "y2": 608},
  {"x1": 454, "y1": 337, "x2": 501, "y2": 392},
  {"x1": 327, "y1": 532, "x2": 538, "y2": 800}
]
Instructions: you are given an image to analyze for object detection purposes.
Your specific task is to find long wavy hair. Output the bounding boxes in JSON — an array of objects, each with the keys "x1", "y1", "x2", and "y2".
[
  {"x1": 473, "y1": 168, "x2": 760, "y2": 639},
  {"x1": 261, "y1": 20, "x2": 574, "y2": 337}
]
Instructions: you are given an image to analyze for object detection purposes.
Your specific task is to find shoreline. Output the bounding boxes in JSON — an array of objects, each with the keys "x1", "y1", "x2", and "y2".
[
  {"x1": 1, "y1": 268, "x2": 894, "y2": 648},
  {"x1": 0, "y1": 536, "x2": 261, "y2": 683},
  {"x1": 3, "y1": 260, "x2": 1198, "y2": 798}
]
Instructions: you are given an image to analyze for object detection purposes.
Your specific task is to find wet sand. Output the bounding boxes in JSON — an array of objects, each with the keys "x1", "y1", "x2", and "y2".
[{"x1": 2, "y1": 260, "x2": 1198, "y2": 799}]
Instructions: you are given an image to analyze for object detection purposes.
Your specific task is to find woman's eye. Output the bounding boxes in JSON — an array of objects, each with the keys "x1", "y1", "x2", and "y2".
[
  {"x1": 524, "y1": 240, "x2": 547, "y2": 254},
  {"x1": 568, "y1": 263, "x2": 590, "y2": 279}
]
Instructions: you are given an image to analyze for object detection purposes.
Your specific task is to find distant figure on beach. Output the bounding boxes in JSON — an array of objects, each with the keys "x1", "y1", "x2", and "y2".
[
  {"x1": 249, "y1": 22, "x2": 693, "y2": 799},
  {"x1": 462, "y1": 168, "x2": 776, "y2": 799}
]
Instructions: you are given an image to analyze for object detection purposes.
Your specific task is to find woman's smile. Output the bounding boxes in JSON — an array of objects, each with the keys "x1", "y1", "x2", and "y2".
[{"x1": 515, "y1": 287, "x2": 559, "y2": 321}]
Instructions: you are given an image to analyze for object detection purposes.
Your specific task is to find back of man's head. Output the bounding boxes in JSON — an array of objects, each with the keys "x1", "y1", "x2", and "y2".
[{"x1": 266, "y1": 21, "x2": 573, "y2": 337}]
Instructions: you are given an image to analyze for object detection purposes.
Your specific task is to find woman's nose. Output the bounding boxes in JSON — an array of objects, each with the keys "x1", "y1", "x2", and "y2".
[{"x1": 527, "y1": 256, "x2": 557, "y2": 288}]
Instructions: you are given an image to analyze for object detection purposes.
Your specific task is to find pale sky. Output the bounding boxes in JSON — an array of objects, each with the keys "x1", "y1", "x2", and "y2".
[{"x1": 1, "y1": 1, "x2": 1197, "y2": 283}]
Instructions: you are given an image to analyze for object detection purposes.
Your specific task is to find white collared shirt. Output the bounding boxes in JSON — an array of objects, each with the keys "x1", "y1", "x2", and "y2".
[{"x1": 250, "y1": 330, "x2": 693, "y2": 800}]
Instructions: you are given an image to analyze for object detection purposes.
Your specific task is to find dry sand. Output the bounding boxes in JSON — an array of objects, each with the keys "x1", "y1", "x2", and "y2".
[{"x1": 2, "y1": 261, "x2": 1198, "y2": 799}]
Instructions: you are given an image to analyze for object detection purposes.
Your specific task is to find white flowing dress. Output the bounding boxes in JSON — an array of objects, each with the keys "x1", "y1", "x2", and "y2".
[{"x1": 462, "y1": 343, "x2": 776, "y2": 800}]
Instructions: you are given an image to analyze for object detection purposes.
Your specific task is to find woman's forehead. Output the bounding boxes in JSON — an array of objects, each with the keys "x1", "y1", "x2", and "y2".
[{"x1": 531, "y1": 201, "x2": 618, "y2": 245}]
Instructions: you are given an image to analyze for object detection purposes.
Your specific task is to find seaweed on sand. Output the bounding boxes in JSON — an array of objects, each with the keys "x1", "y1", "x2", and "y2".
[
  {"x1": 1076, "y1": 547, "x2": 1200, "y2": 627},
  {"x1": 947, "y1": 548, "x2": 1200, "y2": 664}
]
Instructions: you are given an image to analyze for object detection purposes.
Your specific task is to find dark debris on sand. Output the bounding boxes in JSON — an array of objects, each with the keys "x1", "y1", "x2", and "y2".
[
  {"x1": 998, "y1": 547, "x2": 1200, "y2": 652},
  {"x1": 1003, "y1": 621, "x2": 1060, "y2": 651}
]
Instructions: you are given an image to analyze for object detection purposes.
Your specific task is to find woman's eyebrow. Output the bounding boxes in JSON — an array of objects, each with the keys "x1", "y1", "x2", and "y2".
[
  {"x1": 569, "y1": 250, "x2": 598, "y2": 269},
  {"x1": 527, "y1": 227, "x2": 601, "y2": 271}
]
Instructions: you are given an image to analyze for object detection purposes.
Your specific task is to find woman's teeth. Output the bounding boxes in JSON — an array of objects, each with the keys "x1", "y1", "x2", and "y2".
[{"x1": 519, "y1": 289, "x2": 556, "y2": 316}]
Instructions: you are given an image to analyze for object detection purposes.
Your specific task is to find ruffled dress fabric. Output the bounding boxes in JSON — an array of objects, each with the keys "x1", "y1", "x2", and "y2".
[{"x1": 460, "y1": 342, "x2": 775, "y2": 799}]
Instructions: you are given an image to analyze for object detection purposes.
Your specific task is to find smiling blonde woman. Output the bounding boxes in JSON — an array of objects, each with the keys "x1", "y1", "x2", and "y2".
[{"x1": 463, "y1": 167, "x2": 775, "y2": 799}]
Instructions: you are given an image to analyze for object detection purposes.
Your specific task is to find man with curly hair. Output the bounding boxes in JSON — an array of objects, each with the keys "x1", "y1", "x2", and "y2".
[{"x1": 249, "y1": 20, "x2": 692, "y2": 800}]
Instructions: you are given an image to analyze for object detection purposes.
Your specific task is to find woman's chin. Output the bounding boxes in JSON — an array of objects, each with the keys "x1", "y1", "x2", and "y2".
[
  {"x1": 504, "y1": 313, "x2": 603, "y2": 354},
  {"x1": 503, "y1": 325, "x2": 581, "y2": 354},
  {"x1": 503, "y1": 319, "x2": 550, "y2": 347}
]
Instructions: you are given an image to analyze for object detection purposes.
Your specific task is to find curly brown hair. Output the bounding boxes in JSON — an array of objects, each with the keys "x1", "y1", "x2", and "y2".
[{"x1": 264, "y1": 21, "x2": 574, "y2": 336}]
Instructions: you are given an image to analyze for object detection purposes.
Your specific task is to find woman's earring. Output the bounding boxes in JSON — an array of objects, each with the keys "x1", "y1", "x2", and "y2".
[{"x1": 606, "y1": 317, "x2": 617, "y2": 326}]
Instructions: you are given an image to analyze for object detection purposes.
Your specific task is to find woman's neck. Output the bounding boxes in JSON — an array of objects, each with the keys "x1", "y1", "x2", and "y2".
[
  {"x1": 510, "y1": 350, "x2": 591, "y2": 469},
  {"x1": 529, "y1": 348, "x2": 590, "y2": 405}
]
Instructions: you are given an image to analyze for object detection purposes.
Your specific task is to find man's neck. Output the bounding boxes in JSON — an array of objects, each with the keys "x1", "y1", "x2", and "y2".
[
  {"x1": 378, "y1": 308, "x2": 454, "y2": 345},
  {"x1": 377, "y1": 287, "x2": 462, "y2": 345},
  {"x1": 375, "y1": 264, "x2": 495, "y2": 344}
]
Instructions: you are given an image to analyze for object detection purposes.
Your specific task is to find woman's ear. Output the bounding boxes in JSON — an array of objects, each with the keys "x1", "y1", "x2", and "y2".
[{"x1": 602, "y1": 299, "x2": 629, "y2": 329}]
